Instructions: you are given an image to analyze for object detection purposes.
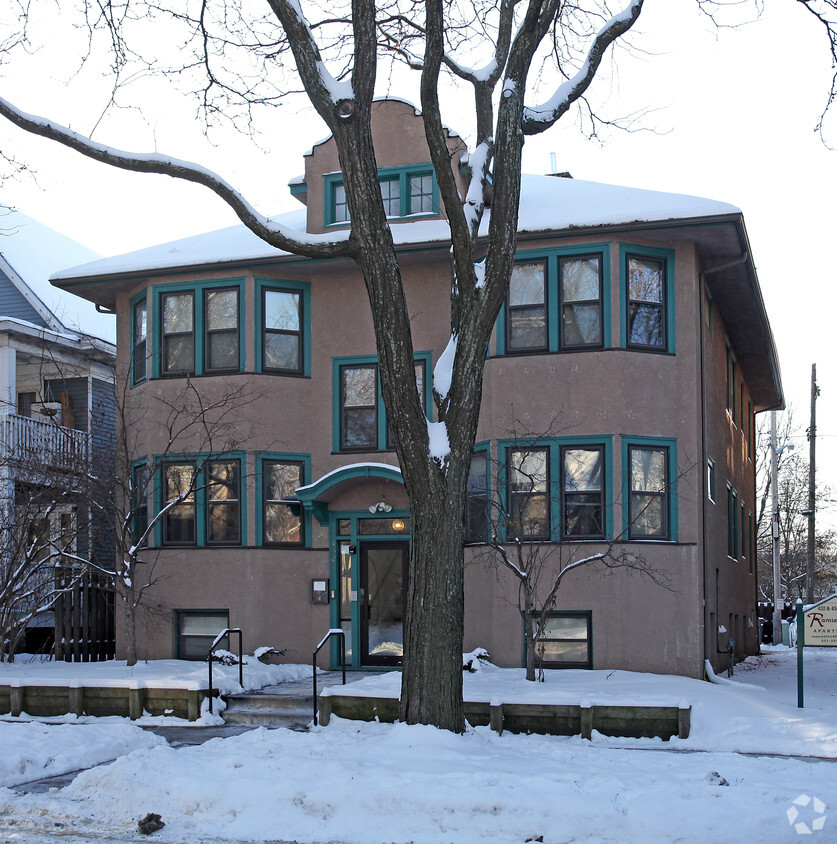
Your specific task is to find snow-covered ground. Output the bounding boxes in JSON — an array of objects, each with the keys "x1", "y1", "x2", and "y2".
[{"x1": 0, "y1": 646, "x2": 835, "y2": 843}]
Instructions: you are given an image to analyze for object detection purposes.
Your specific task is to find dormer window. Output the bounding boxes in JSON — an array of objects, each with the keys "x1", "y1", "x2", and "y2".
[{"x1": 325, "y1": 165, "x2": 438, "y2": 225}]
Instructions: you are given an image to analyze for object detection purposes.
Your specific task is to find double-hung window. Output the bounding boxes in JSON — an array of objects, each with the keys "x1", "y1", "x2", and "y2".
[
  {"x1": 507, "y1": 261, "x2": 547, "y2": 352},
  {"x1": 262, "y1": 459, "x2": 304, "y2": 545},
  {"x1": 161, "y1": 292, "x2": 195, "y2": 376},
  {"x1": 155, "y1": 280, "x2": 243, "y2": 378},
  {"x1": 562, "y1": 446, "x2": 605, "y2": 539},
  {"x1": 465, "y1": 448, "x2": 490, "y2": 543},
  {"x1": 627, "y1": 445, "x2": 670, "y2": 540},
  {"x1": 204, "y1": 288, "x2": 239, "y2": 373},
  {"x1": 262, "y1": 288, "x2": 302, "y2": 373},
  {"x1": 508, "y1": 447, "x2": 550, "y2": 540},
  {"x1": 206, "y1": 459, "x2": 241, "y2": 545},
  {"x1": 132, "y1": 298, "x2": 147, "y2": 384},
  {"x1": 133, "y1": 462, "x2": 149, "y2": 547},
  {"x1": 626, "y1": 255, "x2": 666, "y2": 350},
  {"x1": 559, "y1": 255, "x2": 603, "y2": 348},
  {"x1": 341, "y1": 364, "x2": 378, "y2": 451},
  {"x1": 334, "y1": 353, "x2": 431, "y2": 452},
  {"x1": 501, "y1": 247, "x2": 608, "y2": 355},
  {"x1": 620, "y1": 244, "x2": 674, "y2": 353},
  {"x1": 163, "y1": 462, "x2": 197, "y2": 545}
]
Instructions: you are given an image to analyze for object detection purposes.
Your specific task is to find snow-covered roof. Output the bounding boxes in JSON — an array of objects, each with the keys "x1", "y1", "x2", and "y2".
[
  {"x1": 0, "y1": 211, "x2": 115, "y2": 342},
  {"x1": 52, "y1": 176, "x2": 740, "y2": 283}
]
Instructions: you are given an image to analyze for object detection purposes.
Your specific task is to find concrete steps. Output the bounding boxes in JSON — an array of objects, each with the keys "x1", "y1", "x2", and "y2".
[
  {"x1": 221, "y1": 671, "x2": 382, "y2": 728},
  {"x1": 222, "y1": 692, "x2": 314, "y2": 728}
]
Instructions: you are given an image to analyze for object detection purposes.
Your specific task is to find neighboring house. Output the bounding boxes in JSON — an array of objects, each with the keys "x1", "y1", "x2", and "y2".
[
  {"x1": 0, "y1": 211, "x2": 116, "y2": 658},
  {"x1": 52, "y1": 99, "x2": 782, "y2": 678}
]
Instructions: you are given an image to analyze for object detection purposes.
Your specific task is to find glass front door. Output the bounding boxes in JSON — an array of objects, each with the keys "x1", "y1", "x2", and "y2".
[{"x1": 360, "y1": 541, "x2": 408, "y2": 666}]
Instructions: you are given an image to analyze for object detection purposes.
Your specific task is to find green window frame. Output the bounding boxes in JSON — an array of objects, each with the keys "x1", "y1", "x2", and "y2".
[
  {"x1": 324, "y1": 166, "x2": 439, "y2": 226},
  {"x1": 619, "y1": 244, "x2": 676, "y2": 354},
  {"x1": 131, "y1": 295, "x2": 148, "y2": 386},
  {"x1": 622, "y1": 437, "x2": 677, "y2": 542},
  {"x1": 465, "y1": 443, "x2": 491, "y2": 543},
  {"x1": 525, "y1": 611, "x2": 592, "y2": 669},
  {"x1": 257, "y1": 452, "x2": 311, "y2": 547},
  {"x1": 162, "y1": 460, "x2": 197, "y2": 546},
  {"x1": 255, "y1": 279, "x2": 311, "y2": 376},
  {"x1": 156, "y1": 453, "x2": 247, "y2": 548},
  {"x1": 332, "y1": 352, "x2": 433, "y2": 452},
  {"x1": 498, "y1": 437, "x2": 613, "y2": 542},
  {"x1": 496, "y1": 244, "x2": 611, "y2": 356},
  {"x1": 132, "y1": 460, "x2": 149, "y2": 548},
  {"x1": 152, "y1": 279, "x2": 245, "y2": 378},
  {"x1": 206, "y1": 459, "x2": 242, "y2": 546}
]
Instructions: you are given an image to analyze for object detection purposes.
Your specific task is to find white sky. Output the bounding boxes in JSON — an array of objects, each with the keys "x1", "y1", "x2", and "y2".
[{"x1": 1, "y1": 0, "x2": 835, "y2": 524}]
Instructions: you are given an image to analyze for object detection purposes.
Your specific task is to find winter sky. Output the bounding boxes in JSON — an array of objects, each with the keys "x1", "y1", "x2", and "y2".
[{"x1": 0, "y1": 0, "x2": 835, "y2": 523}]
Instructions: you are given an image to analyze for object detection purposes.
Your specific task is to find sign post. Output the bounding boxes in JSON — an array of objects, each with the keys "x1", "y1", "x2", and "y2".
[{"x1": 796, "y1": 593, "x2": 837, "y2": 709}]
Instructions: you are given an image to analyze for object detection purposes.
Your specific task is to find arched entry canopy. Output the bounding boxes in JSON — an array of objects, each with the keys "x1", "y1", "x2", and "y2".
[{"x1": 295, "y1": 462, "x2": 404, "y2": 525}]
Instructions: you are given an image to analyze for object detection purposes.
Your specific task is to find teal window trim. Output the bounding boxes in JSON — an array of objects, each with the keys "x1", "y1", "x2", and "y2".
[
  {"x1": 130, "y1": 291, "x2": 148, "y2": 387},
  {"x1": 254, "y1": 278, "x2": 311, "y2": 377},
  {"x1": 497, "y1": 436, "x2": 614, "y2": 542},
  {"x1": 465, "y1": 441, "x2": 492, "y2": 543},
  {"x1": 618, "y1": 243, "x2": 676, "y2": 355},
  {"x1": 255, "y1": 451, "x2": 312, "y2": 548},
  {"x1": 331, "y1": 351, "x2": 433, "y2": 453},
  {"x1": 621, "y1": 436, "x2": 678, "y2": 542},
  {"x1": 153, "y1": 451, "x2": 247, "y2": 548},
  {"x1": 151, "y1": 278, "x2": 245, "y2": 379},
  {"x1": 495, "y1": 243, "x2": 611, "y2": 356},
  {"x1": 323, "y1": 165, "x2": 439, "y2": 227},
  {"x1": 131, "y1": 457, "x2": 149, "y2": 547}
]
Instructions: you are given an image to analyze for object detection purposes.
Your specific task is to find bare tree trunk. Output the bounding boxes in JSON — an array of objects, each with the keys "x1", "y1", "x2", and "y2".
[
  {"x1": 122, "y1": 594, "x2": 138, "y2": 667},
  {"x1": 400, "y1": 484, "x2": 466, "y2": 730}
]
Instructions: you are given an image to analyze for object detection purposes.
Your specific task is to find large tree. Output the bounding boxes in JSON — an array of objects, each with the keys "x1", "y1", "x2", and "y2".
[{"x1": 1, "y1": 0, "x2": 836, "y2": 730}]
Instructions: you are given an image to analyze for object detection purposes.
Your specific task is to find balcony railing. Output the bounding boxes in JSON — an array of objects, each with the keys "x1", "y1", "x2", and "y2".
[{"x1": 0, "y1": 413, "x2": 89, "y2": 473}]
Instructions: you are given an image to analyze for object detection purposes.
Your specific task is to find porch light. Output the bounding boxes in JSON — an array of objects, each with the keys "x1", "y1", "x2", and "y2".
[{"x1": 391, "y1": 519, "x2": 405, "y2": 533}]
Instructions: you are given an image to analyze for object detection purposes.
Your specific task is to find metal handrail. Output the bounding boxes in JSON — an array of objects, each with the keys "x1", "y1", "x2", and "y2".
[
  {"x1": 207, "y1": 627, "x2": 243, "y2": 714},
  {"x1": 312, "y1": 628, "x2": 346, "y2": 726}
]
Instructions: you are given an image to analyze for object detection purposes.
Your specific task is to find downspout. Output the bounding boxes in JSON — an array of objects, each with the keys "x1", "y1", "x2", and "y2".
[{"x1": 698, "y1": 252, "x2": 749, "y2": 674}]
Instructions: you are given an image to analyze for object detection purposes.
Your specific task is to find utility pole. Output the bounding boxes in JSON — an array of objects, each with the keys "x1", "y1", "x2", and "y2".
[
  {"x1": 771, "y1": 411, "x2": 783, "y2": 644},
  {"x1": 806, "y1": 364, "x2": 819, "y2": 604}
]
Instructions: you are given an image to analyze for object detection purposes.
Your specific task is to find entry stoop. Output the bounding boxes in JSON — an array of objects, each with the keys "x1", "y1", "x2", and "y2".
[
  {"x1": 222, "y1": 691, "x2": 314, "y2": 729},
  {"x1": 221, "y1": 671, "x2": 381, "y2": 729}
]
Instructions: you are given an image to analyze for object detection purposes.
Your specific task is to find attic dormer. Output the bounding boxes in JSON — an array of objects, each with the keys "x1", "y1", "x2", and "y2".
[{"x1": 290, "y1": 98, "x2": 469, "y2": 235}]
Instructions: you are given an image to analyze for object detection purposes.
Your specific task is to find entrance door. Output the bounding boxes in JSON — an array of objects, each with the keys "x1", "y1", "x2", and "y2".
[{"x1": 360, "y1": 541, "x2": 408, "y2": 666}]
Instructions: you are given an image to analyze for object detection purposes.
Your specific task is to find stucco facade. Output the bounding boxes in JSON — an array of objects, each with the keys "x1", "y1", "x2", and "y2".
[{"x1": 53, "y1": 100, "x2": 781, "y2": 678}]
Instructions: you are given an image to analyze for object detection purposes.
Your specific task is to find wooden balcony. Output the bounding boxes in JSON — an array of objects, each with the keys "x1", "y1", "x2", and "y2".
[{"x1": 0, "y1": 413, "x2": 89, "y2": 474}]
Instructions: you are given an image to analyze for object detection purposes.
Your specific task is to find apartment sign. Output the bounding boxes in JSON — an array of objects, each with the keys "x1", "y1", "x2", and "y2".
[
  {"x1": 803, "y1": 596, "x2": 837, "y2": 647},
  {"x1": 797, "y1": 594, "x2": 837, "y2": 708}
]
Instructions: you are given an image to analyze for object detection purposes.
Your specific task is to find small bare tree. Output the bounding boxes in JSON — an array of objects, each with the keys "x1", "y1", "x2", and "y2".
[
  {"x1": 83, "y1": 375, "x2": 262, "y2": 666},
  {"x1": 471, "y1": 430, "x2": 673, "y2": 681}
]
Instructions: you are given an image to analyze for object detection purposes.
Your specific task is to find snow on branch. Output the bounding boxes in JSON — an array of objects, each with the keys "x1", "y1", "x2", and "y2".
[
  {"x1": 0, "y1": 95, "x2": 350, "y2": 260},
  {"x1": 521, "y1": 0, "x2": 643, "y2": 135}
]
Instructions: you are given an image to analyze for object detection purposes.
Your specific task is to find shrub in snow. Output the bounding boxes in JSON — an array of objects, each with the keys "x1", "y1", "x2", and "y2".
[
  {"x1": 210, "y1": 649, "x2": 239, "y2": 666},
  {"x1": 137, "y1": 813, "x2": 165, "y2": 835},
  {"x1": 462, "y1": 647, "x2": 491, "y2": 672},
  {"x1": 253, "y1": 646, "x2": 287, "y2": 663}
]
